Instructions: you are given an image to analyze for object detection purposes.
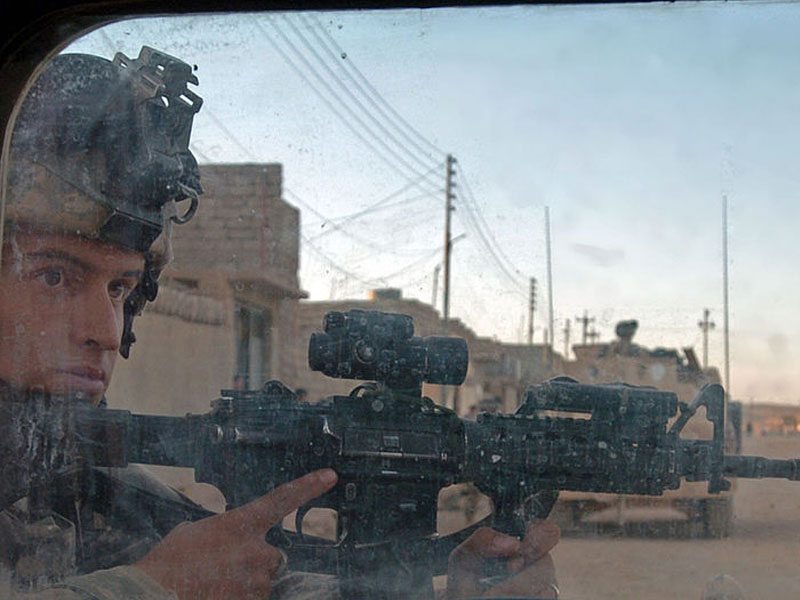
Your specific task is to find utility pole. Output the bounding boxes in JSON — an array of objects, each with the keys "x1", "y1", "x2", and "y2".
[
  {"x1": 722, "y1": 195, "x2": 731, "y2": 400},
  {"x1": 576, "y1": 311, "x2": 595, "y2": 344},
  {"x1": 432, "y1": 264, "x2": 441, "y2": 308},
  {"x1": 698, "y1": 308, "x2": 716, "y2": 369},
  {"x1": 563, "y1": 318, "x2": 571, "y2": 359},
  {"x1": 545, "y1": 207, "x2": 554, "y2": 366},
  {"x1": 587, "y1": 328, "x2": 600, "y2": 344},
  {"x1": 528, "y1": 277, "x2": 537, "y2": 345},
  {"x1": 443, "y1": 154, "x2": 456, "y2": 327},
  {"x1": 442, "y1": 154, "x2": 456, "y2": 411}
]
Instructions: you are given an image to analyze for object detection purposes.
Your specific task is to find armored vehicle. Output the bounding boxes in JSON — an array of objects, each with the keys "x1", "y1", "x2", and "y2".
[{"x1": 554, "y1": 319, "x2": 738, "y2": 537}]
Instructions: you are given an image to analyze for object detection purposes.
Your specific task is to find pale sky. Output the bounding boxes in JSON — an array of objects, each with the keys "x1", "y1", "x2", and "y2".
[{"x1": 65, "y1": 1, "x2": 800, "y2": 404}]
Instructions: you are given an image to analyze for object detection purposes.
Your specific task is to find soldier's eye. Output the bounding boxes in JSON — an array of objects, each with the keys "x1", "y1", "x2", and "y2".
[
  {"x1": 38, "y1": 268, "x2": 64, "y2": 288},
  {"x1": 108, "y1": 281, "x2": 134, "y2": 300}
]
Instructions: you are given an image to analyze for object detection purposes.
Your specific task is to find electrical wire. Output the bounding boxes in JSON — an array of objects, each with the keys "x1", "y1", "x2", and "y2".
[
  {"x1": 255, "y1": 16, "x2": 441, "y2": 195},
  {"x1": 301, "y1": 12, "x2": 445, "y2": 161},
  {"x1": 284, "y1": 14, "x2": 441, "y2": 177}
]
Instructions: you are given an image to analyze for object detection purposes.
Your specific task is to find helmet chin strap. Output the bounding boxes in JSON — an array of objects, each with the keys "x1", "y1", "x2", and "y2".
[{"x1": 120, "y1": 252, "x2": 159, "y2": 359}]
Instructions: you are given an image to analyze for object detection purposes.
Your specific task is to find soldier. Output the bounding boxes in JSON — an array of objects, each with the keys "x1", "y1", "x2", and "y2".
[{"x1": 0, "y1": 47, "x2": 560, "y2": 599}]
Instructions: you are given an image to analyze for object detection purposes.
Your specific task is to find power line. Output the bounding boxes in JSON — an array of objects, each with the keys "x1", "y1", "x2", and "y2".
[
  {"x1": 285, "y1": 14, "x2": 441, "y2": 176},
  {"x1": 306, "y1": 161, "x2": 444, "y2": 242},
  {"x1": 302, "y1": 235, "x2": 384, "y2": 287},
  {"x1": 454, "y1": 204, "x2": 525, "y2": 297},
  {"x1": 456, "y1": 162, "x2": 527, "y2": 284},
  {"x1": 255, "y1": 16, "x2": 441, "y2": 195},
  {"x1": 451, "y1": 166, "x2": 526, "y2": 297},
  {"x1": 303, "y1": 12, "x2": 445, "y2": 161},
  {"x1": 195, "y1": 100, "x2": 428, "y2": 262},
  {"x1": 287, "y1": 187, "x2": 434, "y2": 256},
  {"x1": 288, "y1": 183, "x2": 442, "y2": 288},
  {"x1": 341, "y1": 191, "x2": 437, "y2": 221},
  {"x1": 378, "y1": 246, "x2": 443, "y2": 281}
]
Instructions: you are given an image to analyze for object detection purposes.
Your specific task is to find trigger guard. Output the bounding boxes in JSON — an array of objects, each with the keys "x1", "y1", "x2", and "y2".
[
  {"x1": 295, "y1": 505, "x2": 311, "y2": 537},
  {"x1": 294, "y1": 493, "x2": 339, "y2": 540},
  {"x1": 487, "y1": 489, "x2": 559, "y2": 537}
]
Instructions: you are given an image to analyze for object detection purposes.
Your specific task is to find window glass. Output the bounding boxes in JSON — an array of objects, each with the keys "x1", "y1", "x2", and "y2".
[
  {"x1": 236, "y1": 304, "x2": 272, "y2": 389},
  {"x1": 3, "y1": 3, "x2": 800, "y2": 599}
]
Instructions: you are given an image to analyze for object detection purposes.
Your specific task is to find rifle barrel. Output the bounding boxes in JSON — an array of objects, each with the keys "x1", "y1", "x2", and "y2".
[{"x1": 724, "y1": 454, "x2": 800, "y2": 481}]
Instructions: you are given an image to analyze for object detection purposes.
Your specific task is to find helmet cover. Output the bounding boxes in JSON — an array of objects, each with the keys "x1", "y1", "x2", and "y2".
[{"x1": 6, "y1": 46, "x2": 203, "y2": 251}]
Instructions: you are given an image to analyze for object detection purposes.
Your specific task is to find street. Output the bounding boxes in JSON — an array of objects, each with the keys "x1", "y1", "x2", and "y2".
[{"x1": 552, "y1": 434, "x2": 800, "y2": 599}]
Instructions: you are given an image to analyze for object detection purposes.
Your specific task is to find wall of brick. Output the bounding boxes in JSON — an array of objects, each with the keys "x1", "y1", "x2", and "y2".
[{"x1": 170, "y1": 163, "x2": 300, "y2": 294}]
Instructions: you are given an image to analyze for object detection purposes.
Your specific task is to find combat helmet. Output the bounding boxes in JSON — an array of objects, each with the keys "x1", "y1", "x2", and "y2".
[{"x1": 2, "y1": 46, "x2": 203, "y2": 357}]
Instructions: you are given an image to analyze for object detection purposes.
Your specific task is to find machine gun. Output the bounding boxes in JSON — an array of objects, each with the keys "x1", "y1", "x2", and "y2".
[{"x1": 10, "y1": 309, "x2": 800, "y2": 599}]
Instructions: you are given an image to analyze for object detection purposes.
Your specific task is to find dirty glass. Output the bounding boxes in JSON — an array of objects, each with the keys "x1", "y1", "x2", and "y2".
[{"x1": 2, "y1": 2, "x2": 800, "y2": 599}]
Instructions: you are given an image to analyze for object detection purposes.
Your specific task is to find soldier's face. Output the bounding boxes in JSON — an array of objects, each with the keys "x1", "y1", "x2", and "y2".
[{"x1": 0, "y1": 230, "x2": 144, "y2": 405}]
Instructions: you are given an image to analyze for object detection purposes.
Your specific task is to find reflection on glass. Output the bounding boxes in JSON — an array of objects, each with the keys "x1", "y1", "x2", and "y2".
[{"x1": 2, "y1": 3, "x2": 800, "y2": 599}]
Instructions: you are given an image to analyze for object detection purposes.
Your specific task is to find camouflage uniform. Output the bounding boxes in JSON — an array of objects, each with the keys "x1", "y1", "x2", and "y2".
[
  {"x1": 0, "y1": 383, "x2": 338, "y2": 600},
  {"x1": 0, "y1": 465, "x2": 340, "y2": 600},
  {"x1": 0, "y1": 463, "x2": 199, "y2": 599}
]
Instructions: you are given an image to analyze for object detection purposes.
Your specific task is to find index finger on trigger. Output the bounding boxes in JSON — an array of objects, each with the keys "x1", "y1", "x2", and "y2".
[{"x1": 222, "y1": 469, "x2": 338, "y2": 533}]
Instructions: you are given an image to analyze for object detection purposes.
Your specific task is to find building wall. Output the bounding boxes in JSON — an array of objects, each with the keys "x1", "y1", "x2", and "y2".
[
  {"x1": 480, "y1": 342, "x2": 566, "y2": 412},
  {"x1": 107, "y1": 305, "x2": 233, "y2": 415},
  {"x1": 106, "y1": 161, "x2": 567, "y2": 422},
  {"x1": 743, "y1": 403, "x2": 800, "y2": 435},
  {"x1": 170, "y1": 163, "x2": 300, "y2": 294}
]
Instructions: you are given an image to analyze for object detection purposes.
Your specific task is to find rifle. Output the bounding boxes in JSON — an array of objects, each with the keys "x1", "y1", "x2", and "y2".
[{"x1": 10, "y1": 309, "x2": 800, "y2": 599}]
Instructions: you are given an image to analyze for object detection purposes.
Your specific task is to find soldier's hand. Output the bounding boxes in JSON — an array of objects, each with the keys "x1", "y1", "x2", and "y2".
[
  {"x1": 446, "y1": 520, "x2": 560, "y2": 599},
  {"x1": 135, "y1": 469, "x2": 338, "y2": 600}
]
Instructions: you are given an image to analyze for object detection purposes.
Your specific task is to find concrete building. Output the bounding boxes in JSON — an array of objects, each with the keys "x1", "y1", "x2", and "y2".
[
  {"x1": 743, "y1": 403, "x2": 800, "y2": 436},
  {"x1": 107, "y1": 164, "x2": 561, "y2": 420}
]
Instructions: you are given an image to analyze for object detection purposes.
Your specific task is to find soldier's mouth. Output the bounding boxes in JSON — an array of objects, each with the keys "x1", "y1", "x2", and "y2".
[{"x1": 53, "y1": 367, "x2": 107, "y2": 396}]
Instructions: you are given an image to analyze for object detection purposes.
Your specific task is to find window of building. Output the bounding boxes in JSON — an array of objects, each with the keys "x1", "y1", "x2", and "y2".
[{"x1": 234, "y1": 304, "x2": 272, "y2": 390}]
